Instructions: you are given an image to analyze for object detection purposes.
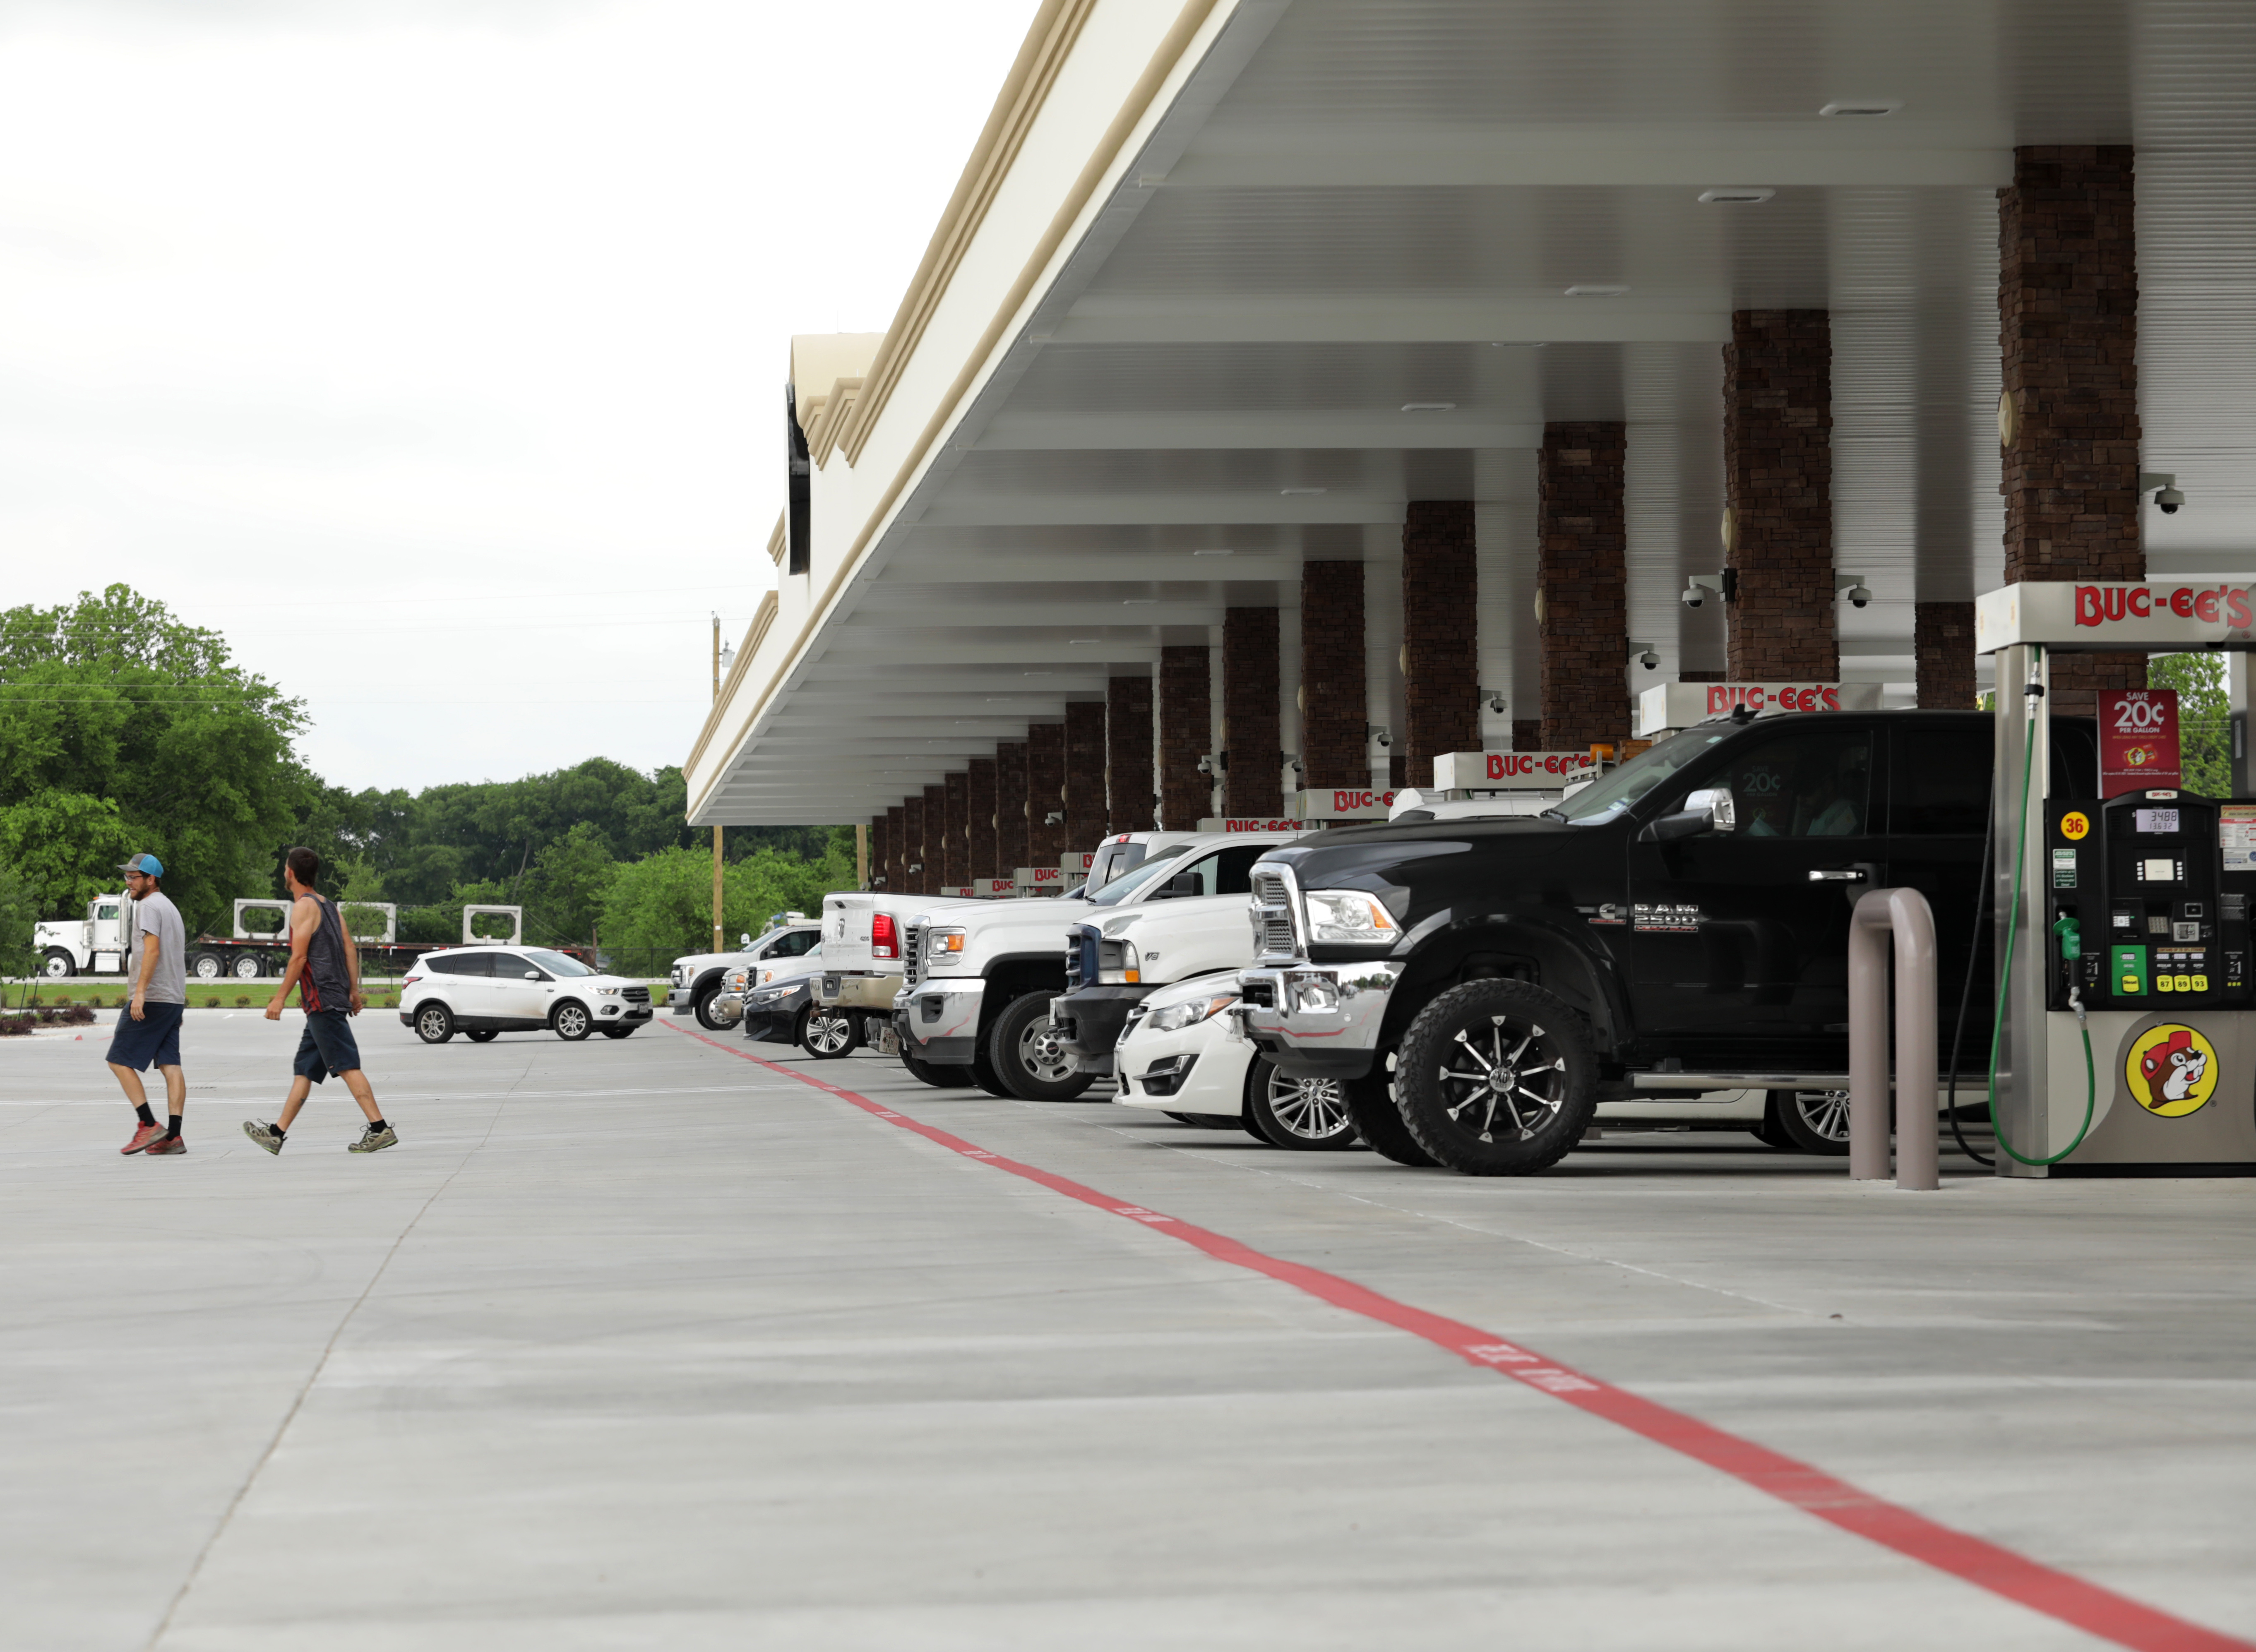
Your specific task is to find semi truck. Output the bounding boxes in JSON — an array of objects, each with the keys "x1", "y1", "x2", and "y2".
[{"x1": 33, "y1": 893, "x2": 540, "y2": 982}]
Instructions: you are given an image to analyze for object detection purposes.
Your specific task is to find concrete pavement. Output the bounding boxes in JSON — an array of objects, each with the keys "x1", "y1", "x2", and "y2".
[{"x1": 3, "y1": 1013, "x2": 2252, "y2": 1649}]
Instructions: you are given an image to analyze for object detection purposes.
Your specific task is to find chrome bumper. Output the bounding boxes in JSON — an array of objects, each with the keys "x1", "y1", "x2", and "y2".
[
  {"x1": 702, "y1": 992, "x2": 743, "y2": 1029},
  {"x1": 1237, "y1": 960, "x2": 1406, "y2": 1080},
  {"x1": 814, "y1": 971, "x2": 903, "y2": 1011}
]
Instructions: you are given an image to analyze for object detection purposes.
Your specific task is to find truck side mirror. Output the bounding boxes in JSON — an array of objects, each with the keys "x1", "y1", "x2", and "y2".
[{"x1": 1639, "y1": 787, "x2": 1735, "y2": 843}]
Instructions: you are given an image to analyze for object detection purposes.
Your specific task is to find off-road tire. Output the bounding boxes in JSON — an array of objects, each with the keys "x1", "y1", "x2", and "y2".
[
  {"x1": 1340, "y1": 1071, "x2": 1437, "y2": 1167},
  {"x1": 1768, "y1": 1088, "x2": 1852, "y2": 1156},
  {"x1": 1245, "y1": 1057, "x2": 1360, "y2": 1152},
  {"x1": 1395, "y1": 980, "x2": 1598, "y2": 1176},
  {"x1": 413, "y1": 1002, "x2": 455, "y2": 1044},
  {"x1": 989, "y1": 991, "x2": 1095, "y2": 1102}
]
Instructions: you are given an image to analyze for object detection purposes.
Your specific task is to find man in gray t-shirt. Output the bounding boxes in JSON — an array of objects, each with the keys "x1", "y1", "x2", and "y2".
[{"x1": 108, "y1": 854, "x2": 190, "y2": 1155}]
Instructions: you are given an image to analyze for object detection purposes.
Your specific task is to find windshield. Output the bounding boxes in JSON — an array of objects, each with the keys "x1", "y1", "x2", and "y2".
[
  {"x1": 1085, "y1": 840, "x2": 1149, "y2": 891},
  {"x1": 524, "y1": 948, "x2": 596, "y2": 977},
  {"x1": 1547, "y1": 729, "x2": 1735, "y2": 824},
  {"x1": 1086, "y1": 844, "x2": 1193, "y2": 906}
]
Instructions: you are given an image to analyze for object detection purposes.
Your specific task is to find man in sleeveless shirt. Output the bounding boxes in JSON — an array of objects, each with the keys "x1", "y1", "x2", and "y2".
[{"x1": 243, "y1": 847, "x2": 397, "y2": 1154}]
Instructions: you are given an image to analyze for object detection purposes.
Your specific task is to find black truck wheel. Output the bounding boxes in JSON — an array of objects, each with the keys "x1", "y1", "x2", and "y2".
[
  {"x1": 1245, "y1": 1057, "x2": 1360, "y2": 1151},
  {"x1": 969, "y1": 1041, "x2": 1016, "y2": 1097},
  {"x1": 41, "y1": 949, "x2": 74, "y2": 979},
  {"x1": 989, "y1": 991, "x2": 1093, "y2": 1102},
  {"x1": 693, "y1": 986, "x2": 732, "y2": 1032},
  {"x1": 902, "y1": 1049, "x2": 976, "y2": 1088},
  {"x1": 190, "y1": 951, "x2": 226, "y2": 981},
  {"x1": 1395, "y1": 980, "x2": 1598, "y2": 1176},
  {"x1": 1340, "y1": 1071, "x2": 1437, "y2": 1167}
]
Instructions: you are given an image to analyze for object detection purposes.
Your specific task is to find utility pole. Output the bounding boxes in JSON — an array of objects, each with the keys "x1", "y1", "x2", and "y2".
[
  {"x1": 855, "y1": 823, "x2": 869, "y2": 889},
  {"x1": 711, "y1": 614, "x2": 725, "y2": 951}
]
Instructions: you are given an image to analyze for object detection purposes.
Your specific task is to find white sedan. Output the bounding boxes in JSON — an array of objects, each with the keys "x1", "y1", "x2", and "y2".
[{"x1": 1111, "y1": 974, "x2": 1357, "y2": 1150}]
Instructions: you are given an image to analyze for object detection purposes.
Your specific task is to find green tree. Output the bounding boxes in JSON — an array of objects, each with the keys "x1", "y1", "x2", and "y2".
[
  {"x1": 0, "y1": 789, "x2": 137, "y2": 915},
  {"x1": 527, "y1": 821, "x2": 616, "y2": 946},
  {"x1": 0, "y1": 585, "x2": 308, "y2": 933},
  {"x1": 0, "y1": 861, "x2": 42, "y2": 1006},
  {"x1": 2147, "y1": 653, "x2": 2230, "y2": 797}
]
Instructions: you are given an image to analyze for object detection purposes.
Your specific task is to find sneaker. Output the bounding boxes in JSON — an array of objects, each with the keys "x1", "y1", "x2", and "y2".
[
  {"x1": 121, "y1": 1122, "x2": 166, "y2": 1155},
  {"x1": 348, "y1": 1125, "x2": 398, "y2": 1154},
  {"x1": 242, "y1": 1120, "x2": 285, "y2": 1155},
  {"x1": 144, "y1": 1136, "x2": 186, "y2": 1156}
]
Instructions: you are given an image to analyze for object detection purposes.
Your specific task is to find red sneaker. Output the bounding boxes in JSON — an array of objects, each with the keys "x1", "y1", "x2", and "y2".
[
  {"x1": 143, "y1": 1136, "x2": 185, "y2": 1156},
  {"x1": 121, "y1": 1123, "x2": 166, "y2": 1155}
]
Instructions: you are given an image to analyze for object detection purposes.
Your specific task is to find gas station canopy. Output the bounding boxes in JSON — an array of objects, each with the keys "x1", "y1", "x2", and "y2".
[{"x1": 687, "y1": 0, "x2": 2256, "y2": 827}]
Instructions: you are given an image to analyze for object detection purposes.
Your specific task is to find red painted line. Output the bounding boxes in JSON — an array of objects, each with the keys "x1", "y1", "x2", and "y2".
[{"x1": 665, "y1": 1022, "x2": 2251, "y2": 1652}]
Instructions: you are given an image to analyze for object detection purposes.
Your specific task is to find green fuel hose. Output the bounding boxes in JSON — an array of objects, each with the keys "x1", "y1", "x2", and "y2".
[{"x1": 1985, "y1": 643, "x2": 2097, "y2": 1167}]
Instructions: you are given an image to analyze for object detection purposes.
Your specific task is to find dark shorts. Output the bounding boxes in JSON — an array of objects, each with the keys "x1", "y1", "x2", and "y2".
[
  {"x1": 294, "y1": 1010, "x2": 363, "y2": 1084},
  {"x1": 106, "y1": 1001, "x2": 185, "y2": 1071}
]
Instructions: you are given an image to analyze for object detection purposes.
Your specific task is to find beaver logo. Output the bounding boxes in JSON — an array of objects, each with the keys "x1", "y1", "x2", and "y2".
[{"x1": 2124, "y1": 1025, "x2": 2219, "y2": 1118}]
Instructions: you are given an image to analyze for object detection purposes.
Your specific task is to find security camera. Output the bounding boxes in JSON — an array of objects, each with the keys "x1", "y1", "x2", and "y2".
[
  {"x1": 1682, "y1": 583, "x2": 1704, "y2": 609},
  {"x1": 1846, "y1": 584, "x2": 1872, "y2": 609},
  {"x1": 2141, "y1": 473, "x2": 2184, "y2": 514},
  {"x1": 2157, "y1": 487, "x2": 2184, "y2": 514},
  {"x1": 1640, "y1": 648, "x2": 1660, "y2": 670}
]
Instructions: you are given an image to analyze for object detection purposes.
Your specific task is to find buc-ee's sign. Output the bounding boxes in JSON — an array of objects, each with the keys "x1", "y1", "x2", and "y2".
[
  {"x1": 1197, "y1": 817, "x2": 1307, "y2": 834},
  {"x1": 1635, "y1": 680, "x2": 1881, "y2": 735},
  {"x1": 1977, "y1": 581, "x2": 2256, "y2": 652},
  {"x1": 1013, "y1": 865, "x2": 1064, "y2": 891},
  {"x1": 1431, "y1": 751, "x2": 1596, "y2": 791},
  {"x1": 1294, "y1": 788, "x2": 1400, "y2": 821}
]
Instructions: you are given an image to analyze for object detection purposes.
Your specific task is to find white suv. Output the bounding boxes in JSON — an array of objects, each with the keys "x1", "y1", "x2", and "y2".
[{"x1": 401, "y1": 944, "x2": 654, "y2": 1043}]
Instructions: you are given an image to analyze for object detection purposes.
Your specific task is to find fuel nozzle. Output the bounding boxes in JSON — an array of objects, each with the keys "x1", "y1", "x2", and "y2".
[{"x1": 2053, "y1": 914, "x2": 2088, "y2": 1025}]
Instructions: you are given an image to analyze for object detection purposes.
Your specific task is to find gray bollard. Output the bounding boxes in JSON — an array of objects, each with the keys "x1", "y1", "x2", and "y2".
[{"x1": 1847, "y1": 887, "x2": 1940, "y2": 1191}]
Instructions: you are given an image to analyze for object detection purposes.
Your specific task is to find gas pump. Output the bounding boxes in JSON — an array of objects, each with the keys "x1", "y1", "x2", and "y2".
[{"x1": 1978, "y1": 579, "x2": 2256, "y2": 1175}]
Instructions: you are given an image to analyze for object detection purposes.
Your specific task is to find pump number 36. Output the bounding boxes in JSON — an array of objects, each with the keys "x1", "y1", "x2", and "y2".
[{"x1": 2061, "y1": 811, "x2": 2091, "y2": 841}]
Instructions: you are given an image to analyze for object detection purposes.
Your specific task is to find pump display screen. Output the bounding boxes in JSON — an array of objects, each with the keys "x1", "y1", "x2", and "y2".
[
  {"x1": 2143, "y1": 858, "x2": 2182, "y2": 883},
  {"x1": 2136, "y1": 808, "x2": 2181, "y2": 834}
]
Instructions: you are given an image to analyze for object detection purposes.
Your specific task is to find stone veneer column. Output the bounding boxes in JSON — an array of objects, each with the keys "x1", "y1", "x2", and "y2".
[
  {"x1": 921, "y1": 785, "x2": 947, "y2": 894},
  {"x1": 2001, "y1": 145, "x2": 2143, "y2": 714},
  {"x1": 1158, "y1": 644, "x2": 1211, "y2": 828},
  {"x1": 1300, "y1": 562, "x2": 1366, "y2": 788},
  {"x1": 1222, "y1": 607, "x2": 1282, "y2": 818},
  {"x1": 1915, "y1": 603, "x2": 1979, "y2": 709},
  {"x1": 995, "y1": 742, "x2": 1028, "y2": 876},
  {"x1": 1064, "y1": 700, "x2": 1108, "y2": 853},
  {"x1": 941, "y1": 772, "x2": 968, "y2": 888},
  {"x1": 1402, "y1": 501, "x2": 1480, "y2": 787},
  {"x1": 1107, "y1": 676, "x2": 1154, "y2": 833},
  {"x1": 1026, "y1": 724, "x2": 1066, "y2": 868},
  {"x1": 1725, "y1": 310, "x2": 1838, "y2": 682},
  {"x1": 966, "y1": 759, "x2": 997, "y2": 883},
  {"x1": 1511, "y1": 719, "x2": 1542, "y2": 752},
  {"x1": 1538, "y1": 424, "x2": 1630, "y2": 750}
]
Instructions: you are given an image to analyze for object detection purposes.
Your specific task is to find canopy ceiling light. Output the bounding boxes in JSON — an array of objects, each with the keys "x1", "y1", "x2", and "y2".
[{"x1": 1699, "y1": 187, "x2": 1775, "y2": 204}]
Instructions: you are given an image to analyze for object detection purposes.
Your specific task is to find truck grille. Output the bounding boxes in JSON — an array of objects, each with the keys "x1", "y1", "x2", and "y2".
[
  {"x1": 1249, "y1": 869, "x2": 1299, "y2": 960},
  {"x1": 902, "y1": 924, "x2": 924, "y2": 988},
  {"x1": 622, "y1": 986, "x2": 650, "y2": 1005},
  {"x1": 1064, "y1": 925, "x2": 1099, "y2": 992}
]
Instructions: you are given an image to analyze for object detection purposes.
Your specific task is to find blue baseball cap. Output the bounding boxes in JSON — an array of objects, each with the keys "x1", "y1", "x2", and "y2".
[{"x1": 119, "y1": 854, "x2": 164, "y2": 878}]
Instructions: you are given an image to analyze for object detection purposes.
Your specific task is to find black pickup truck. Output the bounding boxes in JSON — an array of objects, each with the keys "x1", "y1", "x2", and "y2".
[{"x1": 1240, "y1": 709, "x2": 2095, "y2": 1176}]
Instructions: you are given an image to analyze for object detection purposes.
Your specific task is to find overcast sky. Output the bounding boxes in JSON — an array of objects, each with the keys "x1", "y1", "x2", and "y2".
[{"x1": 0, "y1": 0, "x2": 1039, "y2": 800}]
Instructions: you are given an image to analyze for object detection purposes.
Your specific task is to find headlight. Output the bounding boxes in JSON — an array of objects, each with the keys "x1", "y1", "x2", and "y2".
[
  {"x1": 748, "y1": 984, "x2": 793, "y2": 1005},
  {"x1": 726, "y1": 970, "x2": 749, "y2": 991},
  {"x1": 596, "y1": 987, "x2": 620, "y2": 996},
  {"x1": 1098, "y1": 938, "x2": 1141, "y2": 984},
  {"x1": 925, "y1": 927, "x2": 967, "y2": 963},
  {"x1": 1144, "y1": 992, "x2": 1237, "y2": 1033},
  {"x1": 1301, "y1": 889, "x2": 1400, "y2": 944}
]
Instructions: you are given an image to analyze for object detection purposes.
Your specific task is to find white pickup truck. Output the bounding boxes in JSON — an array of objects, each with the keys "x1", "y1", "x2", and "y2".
[
  {"x1": 897, "y1": 830, "x2": 1305, "y2": 1100},
  {"x1": 666, "y1": 916, "x2": 822, "y2": 1031},
  {"x1": 812, "y1": 890, "x2": 983, "y2": 1053}
]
